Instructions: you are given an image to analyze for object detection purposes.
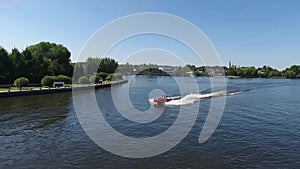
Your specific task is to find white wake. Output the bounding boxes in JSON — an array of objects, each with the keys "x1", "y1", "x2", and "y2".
[{"x1": 149, "y1": 90, "x2": 238, "y2": 106}]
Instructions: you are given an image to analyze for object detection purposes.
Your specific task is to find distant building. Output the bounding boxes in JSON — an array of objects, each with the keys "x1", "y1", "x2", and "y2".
[
  {"x1": 206, "y1": 67, "x2": 225, "y2": 77},
  {"x1": 258, "y1": 71, "x2": 266, "y2": 75},
  {"x1": 186, "y1": 71, "x2": 195, "y2": 77},
  {"x1": 158, "y1": 66, "x2": 176, "y2": 74}
]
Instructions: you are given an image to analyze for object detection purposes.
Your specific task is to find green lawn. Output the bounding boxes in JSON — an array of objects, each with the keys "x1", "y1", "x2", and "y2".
[
  {"x1": 0, "y1": 87, "x2": 46, "y2": 91},
  {"x1": 0, "y1": 82, "x2": 119, "y2": 92},
  {"x1": 0, "y1": 84, "x2": 77, "y2": 91}
]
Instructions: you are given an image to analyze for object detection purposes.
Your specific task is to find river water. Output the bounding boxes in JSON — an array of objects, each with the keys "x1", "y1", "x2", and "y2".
[{"x1": 0, "y1": 76, "x2": 300, "y2": 168}]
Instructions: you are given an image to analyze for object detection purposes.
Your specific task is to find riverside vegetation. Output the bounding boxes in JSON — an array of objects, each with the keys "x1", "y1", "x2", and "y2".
[
  {"x1": 0, "y1": 42, "x2": 122, "y2": 88},
  {"x1": 117, "y1": 63, "x2": 300, "y2": 79}
]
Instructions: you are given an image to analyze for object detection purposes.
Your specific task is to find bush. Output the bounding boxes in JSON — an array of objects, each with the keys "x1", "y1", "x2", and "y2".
[
  {"x1": 105, "y1": 73, "x2": 123, "y2": 82},
  {"x1": 96, "y1": 74, "x2": 103, "y2": 81},
  {"x1": 56, "y1": 75, "x2": 71, "y2": 84},
  {"x1": 14, "y1": 77, "x2": 29, "y2": 88},
  {"x1": 78, "y1": 76, "x2": 89, "y2": 84},
  {"x1": 106, "y1": 74, "x2": 113, "y2": 81},
  {"x1": 90, "y1": 75, "x2": 103, "y2": 83},
  {"x1": 89, "y1": 75, "x2": 96, "y2": 83},
  {"x1": 112, "y1": 72, "x2": 123, "y2": 80},
  {"x1": 96, "y1": 72, "x2": 108, "y2": 81},
  {"x1": 41, "y1": 75, "x2": 56, "y2": 87}
]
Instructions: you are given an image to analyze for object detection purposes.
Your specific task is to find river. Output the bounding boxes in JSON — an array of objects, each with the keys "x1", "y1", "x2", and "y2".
[{"x1": 1, "y1": 76, "x2": 300, "y2": 168}]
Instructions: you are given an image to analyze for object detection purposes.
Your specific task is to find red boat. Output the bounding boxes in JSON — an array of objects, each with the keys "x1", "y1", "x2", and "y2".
[{"x1": 153, "y1": 95, "x2": 181, "y2": 104}]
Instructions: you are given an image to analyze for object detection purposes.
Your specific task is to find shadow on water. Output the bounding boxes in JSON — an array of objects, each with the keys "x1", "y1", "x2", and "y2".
[
  {"x1": 0, "y1": 93, "x2": 72, "y2": 133},
  {"x1": 0, "y1": 93, "x2": 72, "y2": 112}
]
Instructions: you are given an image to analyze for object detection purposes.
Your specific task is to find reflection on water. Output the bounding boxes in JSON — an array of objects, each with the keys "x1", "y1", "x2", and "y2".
[{"x1": 0, "y1": 77, "x2": 300, "y2": 168}]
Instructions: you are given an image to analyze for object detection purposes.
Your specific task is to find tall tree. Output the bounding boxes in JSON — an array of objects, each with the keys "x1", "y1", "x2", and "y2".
[
  {"x1": 27, "y1": 42, "x2": 72, "y2": 82},
  {"x1": 98, "y1": 58, "x2": 118, "y2": 74},
  {"x1": 9, "y1": 48, "x2": 25, "y2": 79},
  {"x1": 73, "y1": 63, "x2": 85, "y2": 82},
  {"x1": 21, "y1": 48, "x2": 33, "y2": 80},
  {"x1": 84, "y1": 57, "x2": 101, "y2": 75},
  {"x1": 0, "y1": 47, "x2": 13, "y2": 83},
  {"x1": 27, "y1": 42, "x2": 51, "y2": 82},
  {"x1": 47, "y1": 44, "x2": 72, "y2": 76}
]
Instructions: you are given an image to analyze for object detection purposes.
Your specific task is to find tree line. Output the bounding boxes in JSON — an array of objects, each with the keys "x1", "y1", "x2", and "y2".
[
  {"x1": 0, "y1": 42, "x2": 73, "y2": 84},
  {"x1": 186, "y1": 64, "x2": 300, "y2": 78},
  {"x1": 72, "y1": 57, "x2": 123, "y2": 85},
  {"x1": 1, "y1": 41, "x2": 300, "y2": 85},
  {"x1": 117, "y1": 63, "x2": 300, "y2": 79},
  {"x1": 0, "y1": 42, "x2": 120, "y2": 85}
]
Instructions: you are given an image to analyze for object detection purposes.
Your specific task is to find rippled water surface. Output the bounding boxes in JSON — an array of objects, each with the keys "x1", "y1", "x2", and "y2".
[{"x1": 1, "y1": 76, "x2": 300, "y2": 168}]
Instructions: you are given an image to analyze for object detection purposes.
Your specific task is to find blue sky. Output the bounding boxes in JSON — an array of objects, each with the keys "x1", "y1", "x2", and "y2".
[{"x1": 1, "y1": 0, "x2": 300, "y2": 70}]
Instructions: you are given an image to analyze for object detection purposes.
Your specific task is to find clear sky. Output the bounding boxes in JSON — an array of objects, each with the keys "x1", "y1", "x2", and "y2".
[{"x1": 1, "y1": 0, "x2": 300, "y2": 70}]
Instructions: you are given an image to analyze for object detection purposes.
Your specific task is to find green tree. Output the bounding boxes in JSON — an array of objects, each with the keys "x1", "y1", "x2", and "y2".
[
  {"x1": 47, "y1": 44, "x2": 72, "y2": 76},
  {"x1": 89, "y1": 74, "x2": 100, "y2": 83},
  {"x1": 73, "y1": 63, "x2": 85, "y2": 82},
  {"x1": 21, "y1": 48, "x2": 33, "y2": 80},
  {"x1": 112, "y1": 72, "x2": 123, "y2": 80},
  {"x1": 98, "y1": 58, "x2": 118, "y2": 74},
  {"x1": 78, "y1": 76, "x2": 89, "y2": 84},
  {"x1": 186, "y1": 64, "x2": 196, "y2": 72},
  {"x1": 9, "y1": 48, "x2": 25, "y2": 80},
  {"x1": 226, "y1": 68, "x2": 237, "y2": 76},
  {"x1": 238, "y1": 67, "x2": 258, "y2": 78},
  {"x1": 27, "y1": 42, "x2": 72, "y2": 82},
  {"x1": 283, "y1": 65, "x2": 300, "y2": 79},
  {"x1": 13, "y1": 77, "x2": 29, "y2": 88},
  {"x1": 284, "y1": 70, "x2": 296, "y2": 78},
  {"x1": 106, "y1": 74, "x2": 113, "y2": 81},
  {"x1": 96, "y1": 72, "x2": 108, "y2": 81},
  {"x1": 85, "y1": 58, "x2": 101, "y2": 76},
  {"x1": 117, "y1": 62, "x2": 135, "y2": 74},
  {"x1": 0, "y1": 47, "x2": 13, "y2": 83},
  {"x1": 28, "y1": 42, "x2": 52, "y2": 82}
]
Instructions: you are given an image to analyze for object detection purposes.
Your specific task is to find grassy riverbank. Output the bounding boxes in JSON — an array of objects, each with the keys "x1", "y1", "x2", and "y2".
[{"x1": 0, "y1": 80, "x2": 128, "y2": 97}]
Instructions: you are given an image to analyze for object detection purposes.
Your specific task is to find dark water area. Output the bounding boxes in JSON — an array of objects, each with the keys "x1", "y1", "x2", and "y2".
[{"x1": 1, "y1": 76, "x2": 300, "y2": 168}]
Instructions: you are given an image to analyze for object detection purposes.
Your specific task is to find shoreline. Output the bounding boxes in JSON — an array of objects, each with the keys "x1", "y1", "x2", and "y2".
[{"x1": 0, "y1": 79, "x2": 128, "y2": 98}]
